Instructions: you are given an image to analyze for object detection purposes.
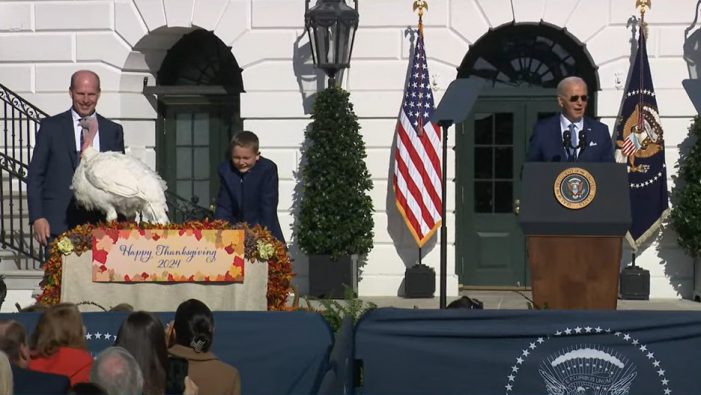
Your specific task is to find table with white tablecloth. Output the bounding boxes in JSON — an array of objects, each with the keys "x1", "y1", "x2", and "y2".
[{"x1": 60, "y1": 252, "x2": 268, "y2": 311}]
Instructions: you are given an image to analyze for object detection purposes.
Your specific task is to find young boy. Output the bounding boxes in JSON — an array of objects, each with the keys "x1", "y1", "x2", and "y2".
[{"x1": 213, "y1": 131, "x2": 286, "y2": 244}]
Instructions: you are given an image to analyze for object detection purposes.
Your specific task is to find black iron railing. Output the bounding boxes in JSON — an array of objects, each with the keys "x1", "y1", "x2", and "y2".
[
  {"x1": 165, "y1": 191, "x2": 213, "y2": 223},
  {"x1": 0, "y1": 83, "x2": 48, "y2": 267}
]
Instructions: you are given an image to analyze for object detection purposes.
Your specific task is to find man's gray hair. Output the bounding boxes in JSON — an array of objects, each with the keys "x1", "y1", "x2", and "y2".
[
  {"x1": 91, "y1": 346, "x2": 144, "y2": 395},
  {"x1": 556, "y1": 76, "x2": 587, "y2": 97}
]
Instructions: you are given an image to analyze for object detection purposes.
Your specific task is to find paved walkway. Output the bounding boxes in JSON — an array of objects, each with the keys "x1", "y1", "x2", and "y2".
[{"x1": 360, "y1": 290, "x2": 701, "y2": 310}]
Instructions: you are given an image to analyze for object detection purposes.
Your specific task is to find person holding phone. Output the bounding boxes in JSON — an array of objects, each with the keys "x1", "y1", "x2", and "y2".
[
  {"x1": 115, "y1": 311, "x2": 197, "y2": 395},
  {"x1": 167, "y1": 299, "x2": 240, "y2": 395}
]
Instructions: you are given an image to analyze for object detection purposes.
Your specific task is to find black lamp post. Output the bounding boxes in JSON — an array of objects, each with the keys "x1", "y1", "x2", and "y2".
[{"x1": 305, "y1": 0, "x2": 359, "y2": 88}]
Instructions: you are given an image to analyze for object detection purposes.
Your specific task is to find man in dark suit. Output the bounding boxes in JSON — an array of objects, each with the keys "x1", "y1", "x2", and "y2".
[
  {"x1": 28, "y1": 70, "x2": 125, "y2": 247},
  {"x1": 0, "y1": 320, "x2": 70, "y2": 394},
  {"x1": 527, "y1": 76, "x2": 614, "y2": 163},
  {"x1": 214, "y1": 131, "x2": 286, "y2": 244}
]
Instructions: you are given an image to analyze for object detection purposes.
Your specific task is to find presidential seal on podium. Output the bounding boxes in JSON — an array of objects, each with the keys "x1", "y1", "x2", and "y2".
[{"x1": 553, "y1": 167, "x2": 597, "y2": 209}]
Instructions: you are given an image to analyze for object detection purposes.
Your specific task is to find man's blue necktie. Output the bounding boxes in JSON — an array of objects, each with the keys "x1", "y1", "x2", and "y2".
[{"x1": 568, "y1": 123, "x2": 577, "y2": 161}]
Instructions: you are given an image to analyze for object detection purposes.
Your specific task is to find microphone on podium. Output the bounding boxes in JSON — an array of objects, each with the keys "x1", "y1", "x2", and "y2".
[{"x1": 563, "y1": 129, "x2": 572, "y2": 150}]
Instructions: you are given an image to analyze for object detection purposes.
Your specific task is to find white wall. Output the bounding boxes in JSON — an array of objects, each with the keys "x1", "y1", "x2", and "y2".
[{"x1": 1, "y1": 0, "x2": 698, "y2": 298}]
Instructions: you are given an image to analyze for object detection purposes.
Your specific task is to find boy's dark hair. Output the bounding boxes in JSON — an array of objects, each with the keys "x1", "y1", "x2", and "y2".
[{"x1": 229, "y1": 131, "x2": 259, "y2": 154}]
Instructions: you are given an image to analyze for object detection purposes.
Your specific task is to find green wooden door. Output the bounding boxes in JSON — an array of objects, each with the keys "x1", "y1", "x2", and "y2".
[
  {"x1": 456, "y1": 97, "x2": 558, "y2": 287},
  {"x1": 157, "y1": 98, "x2": 239, "y2": 212}
]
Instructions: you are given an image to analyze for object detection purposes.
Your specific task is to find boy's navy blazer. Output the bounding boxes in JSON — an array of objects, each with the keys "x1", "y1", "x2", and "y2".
[
  {"x1": 27, "y1": 109, "x2": 125, "y2": 236},
  {"x1": 214, "y1": 157, "x2": 286, "y2": 244},
  {"x1": 526, "y1": 114, "x2": 615, "y2": 163}
]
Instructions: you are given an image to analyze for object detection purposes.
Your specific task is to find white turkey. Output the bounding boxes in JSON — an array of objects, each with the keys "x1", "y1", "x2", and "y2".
[{"x1": 72, "y1": 147, "x2": 170, "y2": 224}]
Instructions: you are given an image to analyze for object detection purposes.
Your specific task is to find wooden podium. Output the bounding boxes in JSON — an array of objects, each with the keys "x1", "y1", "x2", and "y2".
[{"x1": 520, "y1": 163, "x2": 631, "y2": 310}]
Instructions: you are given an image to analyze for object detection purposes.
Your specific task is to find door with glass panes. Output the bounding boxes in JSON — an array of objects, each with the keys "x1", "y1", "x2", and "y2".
[
  {"x1": 456, "y1": 97, "x2": 558, "y2": 287},
  {"x1": 157, "y1": 99, "x2": 238, "y2": 218}
]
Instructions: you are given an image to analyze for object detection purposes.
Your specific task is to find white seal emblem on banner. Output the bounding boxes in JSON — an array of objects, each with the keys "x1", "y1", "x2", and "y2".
[{"x1": 503, "y1": 326, "x2": 672, "y2": 395}]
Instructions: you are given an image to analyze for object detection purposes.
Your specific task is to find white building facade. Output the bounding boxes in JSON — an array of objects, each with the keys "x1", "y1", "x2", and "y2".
[{"x1": 0, "y1": 0, "x2": 698, "y2": 304}]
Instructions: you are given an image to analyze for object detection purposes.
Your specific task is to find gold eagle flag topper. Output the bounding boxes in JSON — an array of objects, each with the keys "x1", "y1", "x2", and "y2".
[
  {"x1": 413, "y1": 0, "x2": 428, "y2": 17},
  {"x1": 636, "y1": 0, "x2": 651, "y2": 14}
]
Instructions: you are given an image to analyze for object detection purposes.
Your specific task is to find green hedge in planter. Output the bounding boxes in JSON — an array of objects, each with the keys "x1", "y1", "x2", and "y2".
[
  {"x1": 297, "y1": 87, "x2": 374, "y2": 259},
  {"x1": 671, "y1": 116, "x2": 701, "y2": 257}
]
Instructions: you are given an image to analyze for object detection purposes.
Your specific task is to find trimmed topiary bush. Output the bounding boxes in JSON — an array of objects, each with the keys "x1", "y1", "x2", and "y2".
[
  {"x1": 672, "y1": 116, "x2": 701, "y2": 256},
  {"x1": 297, "y1": 87, "x2": 374, "y2": 260}
]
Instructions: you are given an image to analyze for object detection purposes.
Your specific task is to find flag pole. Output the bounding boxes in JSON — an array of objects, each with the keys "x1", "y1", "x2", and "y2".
[
  {"x1": 439, "y1": 111, "x2": 448, "y2": 309},
  {"x1": 413, "y1": 0, "x2": 447, "y2": 308},
  {"x1": 636, "y1": 1, "x2": 648, "y2": 136},
  {"x1": 628, "y1": 2, "x2": 647, "y2": 260}
]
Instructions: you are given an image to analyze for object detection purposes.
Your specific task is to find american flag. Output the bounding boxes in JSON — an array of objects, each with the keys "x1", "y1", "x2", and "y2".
[{"x1": 393, "y1": 28, "x2": 442, "y2": 247}]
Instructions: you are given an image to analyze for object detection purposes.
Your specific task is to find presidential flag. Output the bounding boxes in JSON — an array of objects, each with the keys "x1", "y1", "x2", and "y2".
[
  {"x1": 614, "y1": 29, "x2": 670, "y2": 249},
  {"x1": 393, "y1": 26, "x2": 442, "y2": 247}
]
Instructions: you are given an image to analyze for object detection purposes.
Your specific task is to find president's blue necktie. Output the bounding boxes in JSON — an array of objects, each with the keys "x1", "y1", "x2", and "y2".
[{"x1": 568, "y1": 123, "x2": 577, "y2": 161}]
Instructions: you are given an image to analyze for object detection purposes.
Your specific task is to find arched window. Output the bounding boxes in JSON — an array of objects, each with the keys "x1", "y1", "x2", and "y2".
[
  {"x1": 458, "y1": 22, "x2": 598, "y2": 94},
  {"x1": 158, "y1": 30, "x2": 243, "y2": 93}
]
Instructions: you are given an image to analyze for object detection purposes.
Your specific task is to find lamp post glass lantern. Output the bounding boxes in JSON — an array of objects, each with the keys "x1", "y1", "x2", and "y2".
[{"x1": 305, "y1": 0, "x2": 359, "y2": 87}]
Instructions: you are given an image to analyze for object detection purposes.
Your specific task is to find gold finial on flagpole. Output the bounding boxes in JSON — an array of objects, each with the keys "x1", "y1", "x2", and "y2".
[
  {"x1": 636, "y1": 0, "x2": 650, "y2": 37},
  {"x1": 636, "y1": 0, "x2": 651, "y2": 15},
  {"x1": 413, "y1": 0, "x2": 428, "y2": 17},
  {"x1": 413, "y1": 0, "x2": 428, "y2": 33}
]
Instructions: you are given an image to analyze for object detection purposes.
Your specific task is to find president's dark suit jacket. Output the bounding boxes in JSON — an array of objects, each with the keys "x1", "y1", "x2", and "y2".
[
  {"x1": 11, "y1": 364, "x2": 70, "y2": 394},
  {"x1": 28, "y1": 110, "x2": 124, "y2": 236},
  {"x1": 526, "y1": 115, "x2": 614, "y2": 162},
  {"x1": 213, "y1": 157, "x2": 286, "y2": 244}
]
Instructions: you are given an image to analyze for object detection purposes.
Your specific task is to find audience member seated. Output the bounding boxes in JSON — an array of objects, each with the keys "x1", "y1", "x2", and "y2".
[
  {"x1": 168, "y1": 299, "x2": 240, "y2": 395},
  {"x1": 114, "y1": 311, "x2": 168, "y2": 395},
  {"x1": 0, "y1": 350, "x2": 12, "y2": 395},
  {"x1": 28, "y1": 303, "x2": 93, "y2": 386},
  {"x1": 0, "y1": 320, "x2": 70, "y2": 394},
  {"x1": 91, "y1": 346, "x2": 143, "y2": 395}
]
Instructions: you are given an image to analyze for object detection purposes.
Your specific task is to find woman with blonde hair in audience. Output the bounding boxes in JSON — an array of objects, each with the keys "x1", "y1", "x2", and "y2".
[
  {"x1": 168, "y1": 299, "x2": 240, "y2": 395},
  {"x1": 28, "y1": 302, "x2": 92, "y2": 386},
  {"x1": 0, "y1": 350, "x2": 13, "y2": 395}
]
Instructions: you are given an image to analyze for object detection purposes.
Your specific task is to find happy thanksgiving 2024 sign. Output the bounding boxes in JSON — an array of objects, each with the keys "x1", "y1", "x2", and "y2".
[{"x1": 91, "y1": 228, "x2": 245, "y2": 283}]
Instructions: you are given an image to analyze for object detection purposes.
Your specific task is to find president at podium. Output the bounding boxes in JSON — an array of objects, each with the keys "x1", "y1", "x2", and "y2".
[
  {"x1": 526, "y1": 76, "x2": 614, "y2": 163},
  {"x1": 520, "y1": 76, "x2": 629, "y2": 310}
]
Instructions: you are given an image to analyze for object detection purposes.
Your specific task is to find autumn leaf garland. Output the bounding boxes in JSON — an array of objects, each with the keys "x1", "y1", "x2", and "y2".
[{"x1": 37, "y1": 219, "x2": 293, "y2": 310}]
